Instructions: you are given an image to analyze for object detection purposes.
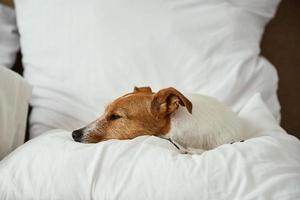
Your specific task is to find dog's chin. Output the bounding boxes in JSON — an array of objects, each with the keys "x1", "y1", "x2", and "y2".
[
  {"x1": 73, "y1": 137, "x2": 83, "y2": 143},
  {"x1": 76, "y1": 137, "x2": 108, "y2": 144},
  {"x1": 73, "y1": 135, "x2": 89, "y2": 143}
]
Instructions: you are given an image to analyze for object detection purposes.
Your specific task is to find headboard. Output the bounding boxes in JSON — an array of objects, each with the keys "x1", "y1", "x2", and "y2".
[
  {"x1": 8, "y1": 0, "x2": 300, "y2": 139},
  {"x1": 261, "y1": 0, "x2": 300, "y2": 138}
]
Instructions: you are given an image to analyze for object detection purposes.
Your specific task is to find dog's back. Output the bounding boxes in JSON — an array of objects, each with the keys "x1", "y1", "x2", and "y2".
[{"x1": 169, "y1": 94, "x2": 251, "y2": 150}]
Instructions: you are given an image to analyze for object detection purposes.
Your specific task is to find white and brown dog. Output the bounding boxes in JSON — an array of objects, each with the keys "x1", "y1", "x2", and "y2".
[{"x1": 72, "y1": 87, "x2": 250, "y2": 154}]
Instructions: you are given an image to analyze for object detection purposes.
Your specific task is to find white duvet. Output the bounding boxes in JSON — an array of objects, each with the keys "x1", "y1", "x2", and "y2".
[{"x1": 1, "y1": 94, "x2": 300, "y2": 200}]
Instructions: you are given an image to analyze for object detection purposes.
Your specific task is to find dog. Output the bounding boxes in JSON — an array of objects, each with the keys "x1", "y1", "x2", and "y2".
[{"x1": 72, "y1": 86, "x2": 251, "y2": 154}]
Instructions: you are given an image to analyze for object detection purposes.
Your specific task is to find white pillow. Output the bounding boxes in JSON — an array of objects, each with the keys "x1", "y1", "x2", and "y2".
[
  {"x1": 0, "y1": 4, "x2": 19, "y2": 68},
  {"x1": 1, "y1": 94, "x2": 299, "y2": 199},
  {"x1": 14, "y1": 0, "x2": 281, "y2": 138},
  {"x1": 0, "y1": 66, "x2": 31, "y2": 160}
]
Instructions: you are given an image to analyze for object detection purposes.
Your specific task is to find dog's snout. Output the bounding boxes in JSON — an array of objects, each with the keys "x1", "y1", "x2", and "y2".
[{"x1": 72, "y1": 129, "x2": 84, "y2": 142}]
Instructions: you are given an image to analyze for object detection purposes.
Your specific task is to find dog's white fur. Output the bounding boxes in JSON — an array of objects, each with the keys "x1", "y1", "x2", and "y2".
[{"x1": 159, "y1": 94, "x2": 251, "y2": 154}]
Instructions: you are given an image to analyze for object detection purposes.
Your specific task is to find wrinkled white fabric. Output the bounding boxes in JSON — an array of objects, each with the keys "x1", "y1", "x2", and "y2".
[
  {"x1": 0, "y1": 66, "x2": 31, "y2": 160},
  {"x1": 0, "y1": 94, "x2": 299, "y2": 200},
  {"x1": 0, "y1": 4, "x2": 19, "y2": 68},
  {"x1": 14, "y1": 0, "x2": 281, "y2": 138}
]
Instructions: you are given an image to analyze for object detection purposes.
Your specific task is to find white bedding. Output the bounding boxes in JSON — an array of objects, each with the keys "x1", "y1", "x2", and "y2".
[
  {"x1": 0, "y1": 66, "x2": 31, "y2": 160},
  {"x1": 1, "y1": 94, "x2": 299, "y2": 199},
  {"x1": 0, "y1": 4, "x2": 19, "y2": 68},
  {"x1": 14, "y1": 0, "x2": 281, "y2": 138}
]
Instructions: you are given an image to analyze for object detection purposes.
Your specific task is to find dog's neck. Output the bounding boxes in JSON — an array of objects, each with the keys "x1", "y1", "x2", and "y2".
[
  {"x1": 159, "y1": 94, "x2": 250, "y2": 150},
  {"x1": 168, "y1": 106, "x2": 199, "y2": 147}
]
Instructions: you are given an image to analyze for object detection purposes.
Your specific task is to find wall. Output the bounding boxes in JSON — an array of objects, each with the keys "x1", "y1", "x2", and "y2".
[{"x1": 261, "y1": 0, "x2": 300, "y2": 138}]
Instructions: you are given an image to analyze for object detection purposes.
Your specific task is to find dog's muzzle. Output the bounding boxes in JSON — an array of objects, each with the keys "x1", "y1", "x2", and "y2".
[{"x1": 72, "y1": 128, "x2": 84, "y2": 142}]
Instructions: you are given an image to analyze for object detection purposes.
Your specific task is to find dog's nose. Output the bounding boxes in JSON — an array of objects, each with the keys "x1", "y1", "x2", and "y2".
[{"x1": 72, "y1": 129, "x2": 83, "y2": 142}]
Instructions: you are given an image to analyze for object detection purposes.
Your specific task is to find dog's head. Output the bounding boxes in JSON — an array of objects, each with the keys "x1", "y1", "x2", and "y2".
[{"x1": 72, "y1": 86, "x2": 192, "y2": 143}]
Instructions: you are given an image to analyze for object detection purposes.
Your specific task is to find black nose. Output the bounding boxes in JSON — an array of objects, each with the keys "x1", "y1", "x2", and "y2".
[{"x1": 72, "y1": 129, "x2": 83, "y2": 142}]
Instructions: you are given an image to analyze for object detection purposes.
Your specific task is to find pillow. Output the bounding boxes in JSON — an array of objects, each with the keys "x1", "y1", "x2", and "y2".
[
  {"x1": 14, "y1": 0, "x2": 281, "y2": 138},
  {"x1": 0, "y1": 66, "x2": 31, "y2": 160},
  {"x1": 0, "y1": 4, "x2": 19, "y2": 68},
  {"x1": 1, "y1": 93, "x2": 299, "y2": 199}
]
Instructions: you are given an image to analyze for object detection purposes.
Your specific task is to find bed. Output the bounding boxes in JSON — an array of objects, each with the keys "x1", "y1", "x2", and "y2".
[{"x1": 0, "y1": 0, "x2": 300, "y2": 199}]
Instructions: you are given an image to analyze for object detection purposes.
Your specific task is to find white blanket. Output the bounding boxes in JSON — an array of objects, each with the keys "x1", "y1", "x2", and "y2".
[{"x1": 0, "y1": 94, "x2": 299, "y2": 199}]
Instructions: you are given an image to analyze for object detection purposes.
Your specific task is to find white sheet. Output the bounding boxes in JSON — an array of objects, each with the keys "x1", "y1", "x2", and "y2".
[
  {"x1": 1, "y1": 94, "x2": 299, "y2": 199},
  {"x1": 0, "y1": 66, "x2": 31, "y2": 160}
]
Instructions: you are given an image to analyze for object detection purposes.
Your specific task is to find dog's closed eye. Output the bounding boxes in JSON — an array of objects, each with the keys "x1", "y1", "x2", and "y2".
[{"x1": 109, "y1": 114, "x2": 122, "y2": 121}]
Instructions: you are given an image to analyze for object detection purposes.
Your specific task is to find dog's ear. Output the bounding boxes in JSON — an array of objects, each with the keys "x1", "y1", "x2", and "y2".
[
  {"x1": 151, "y1": 87, "x2": 192, "y2": 119},
  {"x1": 133, "y1": 86, "x2": 152, "y2": 93}
]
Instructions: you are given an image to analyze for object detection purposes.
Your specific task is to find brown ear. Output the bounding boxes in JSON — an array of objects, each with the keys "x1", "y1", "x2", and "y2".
[
  {"x1": 151, "y1": 87, "x2": 192, "y2": 119},
  {"x1": 134, "y1": 86, "x2": 152, "y2": 93}
]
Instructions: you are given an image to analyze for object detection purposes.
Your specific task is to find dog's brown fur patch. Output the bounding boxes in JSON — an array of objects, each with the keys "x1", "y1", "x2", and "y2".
[{"x1": 82, "y1": 87, "x2": 192, "y2": 143}]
